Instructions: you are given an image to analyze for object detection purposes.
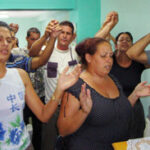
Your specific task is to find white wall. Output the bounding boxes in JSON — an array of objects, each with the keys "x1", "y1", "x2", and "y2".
[
  {"x1": 0, "y1": 11, "x2": 69, "y2": 48},
  {"x1": 101, "y1": 0, "x2": 150, "y2": 44},
  {"x1": 101, "y1": 0, "x2": 150, "y2": 117}
]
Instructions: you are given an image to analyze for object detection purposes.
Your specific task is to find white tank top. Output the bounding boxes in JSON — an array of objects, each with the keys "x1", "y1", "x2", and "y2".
[{"x1": 0, "y1": 68, "x2": 30, "y2": 150}]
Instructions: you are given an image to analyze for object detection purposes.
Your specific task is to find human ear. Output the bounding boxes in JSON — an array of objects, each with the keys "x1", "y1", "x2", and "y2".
[
  {"x1": 85, "y1": 53, "x2": 92, "y2": 63},
  {"x1": 71, "y1": 33, "x2": 76, "y2": 43}
]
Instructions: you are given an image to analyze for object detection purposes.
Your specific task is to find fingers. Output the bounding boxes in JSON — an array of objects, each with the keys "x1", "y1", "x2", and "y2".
[
  {"x1": 106, "y1": 11, "x2": 118, "y2": 19},
  {"x1": 103, "y1": 11, "x2": 118, "y2": 29},
  {"x1": 72, "y1": 64, "x2": 82, "y2": 75},
  {"x1": 140, "y1": 81, "x2": 148, "y2": 86},
  {"x1": 80, "y1": 83, "x2": 92, "y2": 114},
  {"x1": 45, "y1": 20, "x2": 62, "y2": 36},
  {"x1": 135, "y1": 81, "x2": 150, "y2": 98},
  {"x1": 49, "y1": 20, "x2": 61, "y2": 33},
  {"x1": 136, "y1": 81, "x2": 148, "y2": 89},
  {"x1": 54, "y1": 25, "x2": 62, "y2": 32},
  {"x1": 87, "y1": 89, "x2": 91, "y2": 99},
  {"x1": 80, "y1": 83, "x2": 91, "y2": 101},
  {"x1": 79, "y1": 83, "x2": 86, "y2": 101},
  {"x1": 61, "y1": 66, "x2": 69, "y2": 74},
  {"x1": 81, "y1": 83, "x2": 86, "y2": 95},
  {"x1": 61, "y1": 64, "x2": 81, "y2": 79}
]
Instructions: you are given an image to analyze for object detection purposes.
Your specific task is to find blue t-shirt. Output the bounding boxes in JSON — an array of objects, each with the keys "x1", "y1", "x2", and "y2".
[{"x1": 6, "y1": 54, "x2": 32, "y2": 73}]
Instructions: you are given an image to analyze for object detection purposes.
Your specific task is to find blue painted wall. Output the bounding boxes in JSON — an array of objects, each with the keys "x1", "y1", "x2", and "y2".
[
  {"x1": 0, "y1": 0, "x2": 75, "y2": 9},
  {"x1": 70, "y1": 0, "x2": 100, "y2": 42}
]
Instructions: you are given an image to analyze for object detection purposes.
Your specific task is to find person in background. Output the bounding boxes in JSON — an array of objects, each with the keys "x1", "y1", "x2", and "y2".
[
  {"x1": 0, "y1": 19, "x2": 82, "y2": 150},
  {"x1": 12, "y1": 27, "x2": 40, "y2": 56},
  {"x1": 57, "y1": 37, "x2": 150, "y2": 150},
  {"x1": 30, "y1": 20, "x2": 79, "y2": 150},
  {"x1": 110, "y1": 32, "x2": 147, "y2": 138},
  {"x1": 95, "y1": 11, "x2": 150, "y2": 139},
  {"x1": 6, "y1": 20, "x2": 58, "y2": 73},
  {"x1": 24, "y1": 27, "x2": 42, "y2": 150}
]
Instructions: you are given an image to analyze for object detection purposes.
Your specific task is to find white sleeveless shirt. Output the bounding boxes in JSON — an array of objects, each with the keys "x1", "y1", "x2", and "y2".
[{"x1": 0, "y1": 68, "x2": 30, "y2": 150}]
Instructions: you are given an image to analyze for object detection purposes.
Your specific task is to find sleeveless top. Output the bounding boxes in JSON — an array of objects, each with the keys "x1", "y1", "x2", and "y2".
[
  {"x1": 64, "y1": 75, "x2": 132, "y2": 150},
  {"x1": 0, "y1": 68, "x2": 30, "y2": 150}
]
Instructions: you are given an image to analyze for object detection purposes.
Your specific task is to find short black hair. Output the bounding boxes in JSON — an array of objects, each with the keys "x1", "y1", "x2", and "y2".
[
  {"x1": 27, "y1": 27, "x2": 41, "y2": 37},
  {"x1": 59, "y1": 21, "x2": 74, "y2": 34},
  {"x1": 0, "y1": 21, "x2": 11, "y2": 31}
]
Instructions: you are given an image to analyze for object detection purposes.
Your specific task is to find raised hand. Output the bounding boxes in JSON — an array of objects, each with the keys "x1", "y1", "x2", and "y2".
[
  {"x1": 95, "y1": 11, "x2": 118, "y2": 38},
  {"x1": 50, "y1": 21, "x2": 62, "y2": 38},
  {"x1": 79, "y1": 83, "x2": 93, "y2": 114},
  {"x1": 44, "y1": 20, "x2": 62, "y2": 38},
  {"x1": 103, "y1": 11, "x2": 118, "y2": 29},
  {"x1": 57, "y1": 64, "x2": 82, "y2": 92},
  {"x1": 134, "y1": 81, "x2": 150, "y2": 98}
]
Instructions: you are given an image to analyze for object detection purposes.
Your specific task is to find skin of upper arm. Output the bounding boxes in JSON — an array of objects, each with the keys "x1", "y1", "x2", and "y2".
[
  {"x1": 31, "y1": 54, "x2": 47, "y2": 70},
  {"x1": 31, "y1": 56, "x2": 41, "y2": 70},
  {"x1": 127, "y1": 50, "x2": 150, "y2": 68},
  {"x1": 57, "y1": 92, "x2": 80, "y2": 130},
  {"x1": 17, "y1": 69, "x2": 44, "y2": 120},
  {"x1": 134, "y1": 52, "x2": 150, "y2": 68},
  {"x1": 136, "y1": 52, "x2": 148, "y2": 64},
  {"x1": 29, "y1": 49, "x2": 43, "y2": 57}
]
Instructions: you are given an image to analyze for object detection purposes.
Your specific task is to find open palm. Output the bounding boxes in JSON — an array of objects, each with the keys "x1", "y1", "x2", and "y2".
[
  {"x1": 57, "y1": 64, "x2": 81, "y2": 91},
  {"x1": 135, "y1": 81, "x2": 150, "y2": 98},
  {"x1": 79, "y1": 83, "x2": 93, "y2": 114}
]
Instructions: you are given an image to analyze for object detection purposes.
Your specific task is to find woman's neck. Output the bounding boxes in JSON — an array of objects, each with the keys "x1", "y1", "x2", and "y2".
[
  {"x1": 81, "y1": 69, "x2": 108, "y2": 85},
  {"x1": 81, "y1": 69, "x2": 117, "y2": 98},
  {"x1": 115, "y1": 50, "x2": 132, "y2": 67}
]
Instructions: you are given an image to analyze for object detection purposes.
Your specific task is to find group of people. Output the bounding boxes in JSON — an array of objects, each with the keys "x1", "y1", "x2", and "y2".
[{"x1": 1, "y1": 11, "x2": 150, "y2": 150}]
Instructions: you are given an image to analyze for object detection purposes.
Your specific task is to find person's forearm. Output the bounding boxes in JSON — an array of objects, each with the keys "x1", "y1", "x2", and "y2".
[
  {"x1": 40, "y1": 87, "x2": 64, "y2": 123},
  {"x1": 127, "y1": 33, "x2": 150, "y2": 59},
  {"x1": 95, "y1": 25, "x2": 112, "y2": 39},
  {"x1": 29, "y1": 34, "x2": 48, "y2": 57},
  {"x1": 95, "y1": 20, "x2": 116, "y2": 39},
  {"x1": 128, "y1": 91, "x2": 139, "y2": 107},
  {"x1": 31, "y1": 36, "x2": 56, "y2": 69},
  {"x1": 57, "y1": 109, "x2": 89, "y2": 137}
]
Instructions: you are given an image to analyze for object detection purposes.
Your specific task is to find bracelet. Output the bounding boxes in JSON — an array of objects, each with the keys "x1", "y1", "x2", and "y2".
[{"x1": 51, "y1": 94, "x2": 61, "y2": 103}]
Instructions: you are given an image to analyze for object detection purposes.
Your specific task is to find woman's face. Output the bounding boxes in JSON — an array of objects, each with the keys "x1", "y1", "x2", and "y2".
[
  {"x1": 87, "y1": 42, "x2": 113, "y2": 76},
  {"x1": 116, "y1": 33, "x2": 133, "y2": 52},
  {"x1": 0, "y1": 27, "x2": 13, "y2": 63}
]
